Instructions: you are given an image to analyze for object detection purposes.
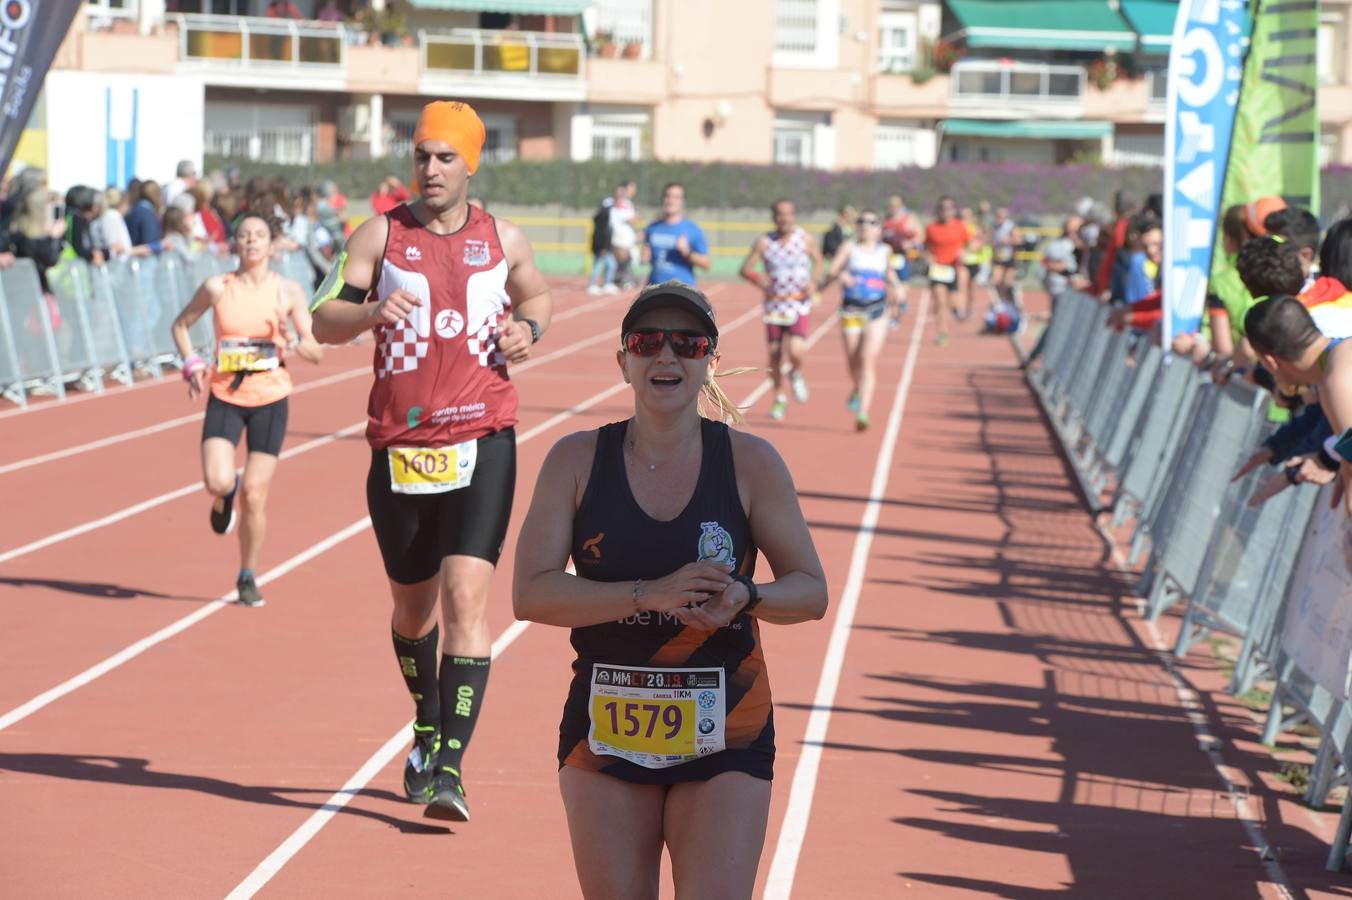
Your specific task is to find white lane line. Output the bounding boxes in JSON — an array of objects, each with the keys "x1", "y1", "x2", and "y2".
[
  {"x1": 0, "y1": 369, "x2": 621, "y2": 729},
  {"x1": 0, "y1": 286, "x2": 621, "y2": 423},
  {"x1": 224, "y1": 618, "x2": 533, "y2": 900},
  {"x1": 0, "y1": 422, "x2": 366, "y2": 566},
  {"x1": 0, "y1": 367, "x2": 371, "y2": 477},
  {"x1": 763, "y1": 294, "x2": 930, "y2": 900},
  {"x1": 1093, "y1": 521, "x2": 1295, "y2": 897},
  {"x1": 0, "y1": 289, "x2": 637, "y2": 475},
  {"x1": 0, "y1": 309, "x2": 678, "y2": 567},
  {"x1": 0, "y1": 356, "x2": 666, "y2": 731},
  {"x1": 223, "y1": 300, "x2": 767, "y2": 897},
  {"x1": 0, "y1": 518, "x2": 372, "y2": 733}
]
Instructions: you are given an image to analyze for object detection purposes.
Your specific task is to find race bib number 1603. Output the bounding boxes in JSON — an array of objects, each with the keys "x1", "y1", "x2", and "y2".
[{"x1": 387, "y1": 439, "x2": 477, "y2": 495}]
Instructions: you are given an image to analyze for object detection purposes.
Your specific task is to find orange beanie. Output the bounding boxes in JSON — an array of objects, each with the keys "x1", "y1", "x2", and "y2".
[
  {"x1": 412, "y1": 100, "x2": 486, "y2": 182},
  {"x1": 1244, "y1": 195, "x2": 1287, "y2": 237}
]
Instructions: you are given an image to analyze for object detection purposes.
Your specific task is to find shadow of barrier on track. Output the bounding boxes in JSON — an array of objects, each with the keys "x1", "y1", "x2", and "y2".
[
  {"x1": 0, "y1": 250, "x2": 318, "y2": 409},
  {"x1": 1026, "y1": 290, "x2": 1352, "y2": 874}
]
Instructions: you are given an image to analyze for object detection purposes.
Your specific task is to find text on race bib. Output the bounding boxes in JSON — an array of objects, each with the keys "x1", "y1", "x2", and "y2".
[
  {"x1": 588, "y1": 665, "x2": 725, "y2": 769},
  {"x1": 217, "y1": 339, "x2": 279, "y2": 374},
  {"x1": 387, "y1": 439, "x2": 478, "y2": 495},
  {"x1": 927, "y1": 264, "x2": 956, "y2": 283}
]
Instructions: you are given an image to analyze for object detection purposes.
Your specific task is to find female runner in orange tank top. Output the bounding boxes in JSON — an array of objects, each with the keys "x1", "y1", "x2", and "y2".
[{"x1": 170, "y1": 214, "x2": 323, "y2": 606}]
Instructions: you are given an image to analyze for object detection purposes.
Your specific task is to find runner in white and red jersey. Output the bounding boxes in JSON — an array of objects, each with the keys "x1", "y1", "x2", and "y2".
[
  {"x1": 310, "y1": 100, "x2": 552, "y2": 824},
  {"x1": 739, "y1": 199, "x2": 821, "y2": 421}
]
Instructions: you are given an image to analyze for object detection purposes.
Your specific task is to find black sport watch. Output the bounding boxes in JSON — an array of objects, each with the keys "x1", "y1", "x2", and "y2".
[{"x1": 523, "y1": 318, "x2": 541, "y2": 344}]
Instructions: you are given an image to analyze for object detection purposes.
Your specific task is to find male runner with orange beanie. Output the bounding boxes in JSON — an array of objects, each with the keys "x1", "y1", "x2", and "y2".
[{"x1": 311, "y1": 100, "x2": 553, "y2": 822}]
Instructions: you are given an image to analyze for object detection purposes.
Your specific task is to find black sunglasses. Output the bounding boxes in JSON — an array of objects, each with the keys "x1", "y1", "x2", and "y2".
[
  {"x1": 857, "y1": 217, "x2": 879, "y2": 225},
  {"x1": 622, "y1": 329, "x2": 715, "y2": 359}
]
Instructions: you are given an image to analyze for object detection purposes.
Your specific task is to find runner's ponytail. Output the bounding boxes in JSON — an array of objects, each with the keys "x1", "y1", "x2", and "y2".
[{"x1": 699, "y1": 361, "x2": 757, "y2": 425}]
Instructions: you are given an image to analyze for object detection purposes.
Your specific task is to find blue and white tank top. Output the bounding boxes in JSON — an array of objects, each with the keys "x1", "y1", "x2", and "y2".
[{"x1": 843, "y1": 243, "x2": 890, "y2": 304}]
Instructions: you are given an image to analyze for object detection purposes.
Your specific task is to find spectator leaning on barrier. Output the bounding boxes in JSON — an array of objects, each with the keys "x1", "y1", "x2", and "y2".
[
  {"x1": 7, "y1": 185, "x2": 67, "y2": 292},
  {"x1": 315, "y1": 179, "x2": 346, "y2": 244},
  {"x1": 1245, "y1": 296, "x2": 1352, "y2": 514},
  {"x1": 1203, "y1": 204, "x2": 1256, "y2": 364},
  {"x1": 1041, "y1": 216, "x2": 1081, "y2": 304},
  {"x1": 1264, "y1": 206, "x2": 1321, "y2": 289},
  {"x1": 190, "y1": 182, "x2": 228, "y2": 252},
  {"x1": 164, "y1": 159, "x2": 198, "y2": 210},
  {"x1": 1095, "y1": 189, "x2": 1137, "y2": 299},
  {"x1": 62, "y1": 186, "x2": 104, "y2": 266},
  {"x1": 1306, "y1": 219, "x2": 1352, "y2": 326},
  {"x1": 125, "y1": 180, "x2": 165, "y2": 255},
  {"x1": 95, "y1": 187, "x2": 132, "y2": 259}
]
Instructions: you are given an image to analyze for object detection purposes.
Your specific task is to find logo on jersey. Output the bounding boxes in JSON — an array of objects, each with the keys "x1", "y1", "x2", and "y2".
[
  {"x1": 696, "y1": 521, "x2": 736, "y2": 569},
  {"x1": 464, "y1": 240, "x2": 491, "y2": 267},
  {"x1": 406, "y1": 406, "x2": 423, "y2": 428},
  {"x1": 405, "y1": 246, "x2": 422, "y2": 262},
  {"x1": 375, "y1": 262, "x2": 432, "y2": 378},
  {"x1": 581, "y1": 532, "x2": 605, "y2": 561},
  {"x1": 435, "y1": 308, "x2": 465, "y2": 339}
]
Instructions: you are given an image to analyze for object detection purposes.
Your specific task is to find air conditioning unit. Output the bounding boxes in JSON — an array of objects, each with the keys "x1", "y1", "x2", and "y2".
[{"x1": 339, "y1": 104, "x2": 372, "y2": 142}]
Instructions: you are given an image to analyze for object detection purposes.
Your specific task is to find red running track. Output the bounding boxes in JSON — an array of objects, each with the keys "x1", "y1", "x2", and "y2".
[{"x1": 0, "y1": 279, "x2": 1347, "y2": 898}]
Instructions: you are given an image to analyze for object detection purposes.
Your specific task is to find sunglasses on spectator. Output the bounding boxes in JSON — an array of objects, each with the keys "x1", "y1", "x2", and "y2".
[
  {"x1": 622, "y1": 329, "x2": 715, "y2": 359},
  {"x1": 857, "y1": 218, "x2": 879, "y2": 226}
]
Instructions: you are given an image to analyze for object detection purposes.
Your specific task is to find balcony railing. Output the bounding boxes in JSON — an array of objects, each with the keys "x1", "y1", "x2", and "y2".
[
  {"x1": 421, "y1": 28, "x2": 584, "y2": 80},
  {"x1": 173, "y1": 14, "x2": 346, "y2": 69},
  {"x1": 950, "y1": 60, "x2": 1084, "y2": 105},
  {"x1": 206, "y1": 126, "x2": 316, "y2": 165},
  {"x1": 1105, "y1": 149, "x2": 1164, "y2": 169}
]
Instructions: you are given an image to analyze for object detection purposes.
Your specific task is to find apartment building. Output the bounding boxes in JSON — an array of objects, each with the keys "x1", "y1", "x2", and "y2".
[{"x1": 26, "y1": 0, "x2": 1352, "y2": 190}]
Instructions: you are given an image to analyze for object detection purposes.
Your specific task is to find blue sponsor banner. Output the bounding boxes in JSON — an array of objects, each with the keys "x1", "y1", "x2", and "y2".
[{"x1": 1162, "y1": 0, "x2": 1248, "y2": 348}]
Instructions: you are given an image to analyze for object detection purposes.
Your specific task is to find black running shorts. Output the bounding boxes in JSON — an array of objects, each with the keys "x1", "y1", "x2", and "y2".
[
  {"x1": 366, "y1": 427, "x2": 517, "y2": 584},
  {"x1": 202, "y1": 394, "x2": 289, "y2": 456}
]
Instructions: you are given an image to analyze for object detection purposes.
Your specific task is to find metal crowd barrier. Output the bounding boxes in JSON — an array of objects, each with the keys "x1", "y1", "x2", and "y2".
[
  {"x1": 0, "y1": 250, "x2": 312, "y2": 408},
  {"x1": 1025, "y1": 290, "x2": 1352, "y2": 872}
]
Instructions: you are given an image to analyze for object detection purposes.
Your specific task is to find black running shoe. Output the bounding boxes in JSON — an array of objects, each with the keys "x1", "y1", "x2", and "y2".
[
  {"x1": 424, "y1": 766, "x2": 470, "y2": 822},
  {"x1": 235, "y1": 575, "x2": 266, "y2": 608},
  {"x1": 210, "y1": 475, "x2": 239, "y2": 535},
  {"x1": 403, "y1": 724, "x2": 440, "y2": 804}
]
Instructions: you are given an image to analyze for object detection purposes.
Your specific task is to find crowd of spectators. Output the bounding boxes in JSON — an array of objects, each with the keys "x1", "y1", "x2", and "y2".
[
  {"x1": 0, "y1": 160, "x2": 354, "y2": 294},
  {"x1": 1034, "y1": 185, "x2": 1352, "y2": 516}
]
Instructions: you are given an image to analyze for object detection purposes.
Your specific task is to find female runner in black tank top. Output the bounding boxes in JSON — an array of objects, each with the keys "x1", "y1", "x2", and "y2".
[{"x1": 514, "y1": 282, "x2": 828, "y2": 900}]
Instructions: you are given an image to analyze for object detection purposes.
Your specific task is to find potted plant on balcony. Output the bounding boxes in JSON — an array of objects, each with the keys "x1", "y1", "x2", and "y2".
[
  {"x1": 622, "y1": 40, "x2": 643, "y2": 60},
  {"x1": 1087, "y1": 57, "x2": 1120, "y2": 91},
  {"x1": 595, "y1": 30, "x2": 620, "y2": 59},
  {"x1": 933, "y1": 38, "x2": 964, "y2": 74}
]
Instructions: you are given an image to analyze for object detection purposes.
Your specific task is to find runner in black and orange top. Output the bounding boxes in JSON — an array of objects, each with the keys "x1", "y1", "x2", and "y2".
[
  {"x1": 513, "y1": 282, "x2": 828, "y2": 899},
  {"x1": 310, "y1": 100, "x2": 552, "y2": 822},
  {"x1": 170, "y1": 213, "x2": 323, "y2": 607}
]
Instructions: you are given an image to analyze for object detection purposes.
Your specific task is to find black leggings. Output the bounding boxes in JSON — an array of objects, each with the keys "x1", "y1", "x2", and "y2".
[{"x1": 202, "y1": 394, "x2": 289, "y2": 456}]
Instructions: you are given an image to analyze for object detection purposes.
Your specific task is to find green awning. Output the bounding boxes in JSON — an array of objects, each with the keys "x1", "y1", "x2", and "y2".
[
  {"x1": 402, "y1": 0, "x2": 589, "y2": 13},
  {"x1": 1120, "y1": 0, "x2": 1179, "y2": 52},
  {"x1": 947, "y1": 0, "x2": 1137, "y2": 52},
  {"x1": 943, "y1": 119, "x2": 1114, "y2": 140}
]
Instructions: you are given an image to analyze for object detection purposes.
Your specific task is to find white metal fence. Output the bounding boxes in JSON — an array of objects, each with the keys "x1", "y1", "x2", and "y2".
[{"x1": 0, "y1": 250, "x2": 317, "y2": 409}]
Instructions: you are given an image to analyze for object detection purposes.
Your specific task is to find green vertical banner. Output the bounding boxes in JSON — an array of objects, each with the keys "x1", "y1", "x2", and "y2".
[{"x1": 1211, "y1": 0, "x2": 1320, "y2": 286}]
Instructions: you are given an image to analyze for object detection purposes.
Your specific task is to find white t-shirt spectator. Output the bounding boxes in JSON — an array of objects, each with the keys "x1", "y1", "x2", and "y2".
[
  {"x1": 1042, "y1": 236, "x2": 1077, "y2": 297},
  {"x1": 609, "y1": 197, "x2": 636, "y2": 250}
]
